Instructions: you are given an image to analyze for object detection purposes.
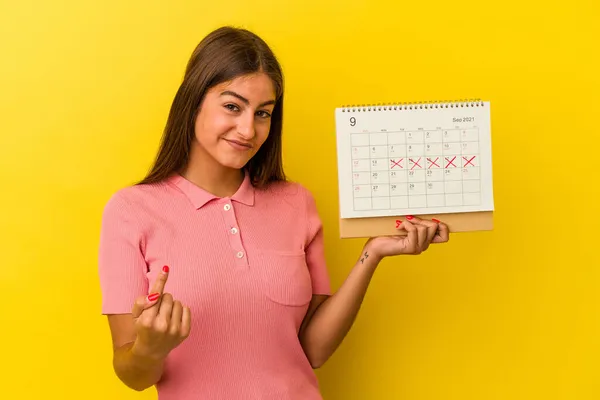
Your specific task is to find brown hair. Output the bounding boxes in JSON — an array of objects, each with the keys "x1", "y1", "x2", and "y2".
[{"x1": 138, "y1": 26, "x2": 286, "y2": 187}]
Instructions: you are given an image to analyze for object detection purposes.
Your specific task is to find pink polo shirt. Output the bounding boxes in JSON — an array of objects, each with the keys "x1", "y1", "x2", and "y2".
[{"x1": 98, "y1": 172, "x2": 331, "y2": 399}]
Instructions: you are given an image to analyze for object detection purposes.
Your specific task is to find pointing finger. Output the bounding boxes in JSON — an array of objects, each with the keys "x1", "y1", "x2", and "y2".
[
  {"x1": 131, "y1": 292, "x2": 161, "y2": 318},
  {"x1": 432, "y1": 220, "x2": 450, "y2": 243}
]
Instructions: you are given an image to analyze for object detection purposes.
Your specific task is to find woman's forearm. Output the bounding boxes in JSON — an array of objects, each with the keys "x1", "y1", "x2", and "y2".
[
  {"x1": 299, "y1": 246, "x2": 381, "y2": 368},
  {"x1": 112, "y1": 341, "x2": 165, "y2": 391}
]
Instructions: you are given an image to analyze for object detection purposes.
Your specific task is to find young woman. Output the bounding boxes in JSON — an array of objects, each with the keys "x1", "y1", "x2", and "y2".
[{"x1": 98, "y1": 26, "x2": 449, "y2": 400}]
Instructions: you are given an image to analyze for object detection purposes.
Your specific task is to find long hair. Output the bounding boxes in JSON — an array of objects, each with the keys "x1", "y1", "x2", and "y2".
[{"x1": 138, "y1": 26, "x2": 286, "y2": 187}]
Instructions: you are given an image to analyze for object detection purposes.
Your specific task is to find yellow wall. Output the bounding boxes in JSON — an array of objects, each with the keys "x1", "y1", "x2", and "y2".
[{"x1": 2, "y1": 1, "x2": 599, "y2": 399}]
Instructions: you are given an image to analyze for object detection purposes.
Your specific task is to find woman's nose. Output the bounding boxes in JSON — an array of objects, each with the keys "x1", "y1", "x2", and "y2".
[{"x1": 237, "y1": 114, "x2": 255, "y2": 139}]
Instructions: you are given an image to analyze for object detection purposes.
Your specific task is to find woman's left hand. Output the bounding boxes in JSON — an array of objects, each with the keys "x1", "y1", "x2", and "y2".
[{"x1": 365, "y1": 216, "x2": 449, "y2": 260}]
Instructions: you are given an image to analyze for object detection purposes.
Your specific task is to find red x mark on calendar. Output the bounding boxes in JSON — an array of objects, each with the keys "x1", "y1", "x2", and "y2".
[
  {"x1": 445, "y1": 156, "x2": 457, "y2": 168},
  {"x1": 463, "y1": 156, "x2": 476, "y2": 167},
  {"x1": 427, "y1": 157, "x2": 440, "y2": 168},
  {"x1": 390, "y1": 158, "x2": 403, "y2": 169},
  {"x1": 409, "y1": 157, "x2": 422, "y2": 170}
]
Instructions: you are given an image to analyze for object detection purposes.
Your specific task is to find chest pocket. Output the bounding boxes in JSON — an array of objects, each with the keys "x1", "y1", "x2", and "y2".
[{"x1": 251, "y1": 250, "x2": 313, "y2": 306}]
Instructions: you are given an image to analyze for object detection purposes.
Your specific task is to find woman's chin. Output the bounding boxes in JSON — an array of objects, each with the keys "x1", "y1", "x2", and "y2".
[{"x1": 216, "y1": 155, "x2": 251, "y2": 170}]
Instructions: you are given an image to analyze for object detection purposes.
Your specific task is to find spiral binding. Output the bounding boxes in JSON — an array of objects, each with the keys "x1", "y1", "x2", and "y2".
[{"x1": 339, "y1": 99, "x2": 484, "y2": 112}]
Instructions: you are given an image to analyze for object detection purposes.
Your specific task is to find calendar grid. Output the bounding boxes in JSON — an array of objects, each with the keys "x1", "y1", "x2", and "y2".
[{"x1": 350, "y1": 128, "x2": 481, "y2": 212}]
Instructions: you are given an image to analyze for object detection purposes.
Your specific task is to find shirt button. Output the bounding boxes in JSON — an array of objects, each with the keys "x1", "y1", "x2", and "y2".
[
  {"x1": 223, "y1": 204, "x2": 231, "y2": 211},
  {"x1": 236, "y1": 251, "x2": 244, "y2": 258},
  {"x1": 230, "y1": 227, "x2": 238, "y2": 234}
]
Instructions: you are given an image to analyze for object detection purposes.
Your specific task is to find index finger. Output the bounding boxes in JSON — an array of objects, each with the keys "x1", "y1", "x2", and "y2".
[{"x1": 432, "y1": 222, "x2": 450, "y2": 243}]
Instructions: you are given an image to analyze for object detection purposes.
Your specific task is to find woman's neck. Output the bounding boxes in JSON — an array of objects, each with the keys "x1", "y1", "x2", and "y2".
[{"x1": 181, "y1": 160, "x2": 244, "y2": 198}]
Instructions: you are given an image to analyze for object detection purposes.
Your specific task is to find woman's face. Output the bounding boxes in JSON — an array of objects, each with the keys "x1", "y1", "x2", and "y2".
[{"x1": 192, "y1": 72, "x2": 276, "y2": 171}]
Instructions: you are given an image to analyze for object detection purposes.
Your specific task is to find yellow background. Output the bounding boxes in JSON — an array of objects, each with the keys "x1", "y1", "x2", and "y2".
[{"x1": 2, "y1": 0, "x2": 599, "y2": 399}]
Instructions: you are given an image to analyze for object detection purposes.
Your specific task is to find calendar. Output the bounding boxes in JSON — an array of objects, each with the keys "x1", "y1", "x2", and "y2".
[{"x1": 335, "y1": 100, "x2": 494, "y2": 219}]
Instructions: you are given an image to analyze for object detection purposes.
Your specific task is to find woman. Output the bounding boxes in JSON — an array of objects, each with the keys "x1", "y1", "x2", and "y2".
[{"x1": 98, "y1": 26, "x2": 449, "y2": 400}]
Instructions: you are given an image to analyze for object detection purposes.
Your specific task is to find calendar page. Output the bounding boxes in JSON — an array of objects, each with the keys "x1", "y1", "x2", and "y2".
[{"x1": 335, "y1": 101, "x2": 494, "y2": 219}]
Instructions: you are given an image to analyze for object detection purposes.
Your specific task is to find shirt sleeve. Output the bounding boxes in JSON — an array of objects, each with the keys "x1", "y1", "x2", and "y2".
[
  {"x1": 98, "y1": 190, "x2": 149, "y2": 314},
  {"x1": 303, "y1": 187, "x2": 332, "y2": 296}
]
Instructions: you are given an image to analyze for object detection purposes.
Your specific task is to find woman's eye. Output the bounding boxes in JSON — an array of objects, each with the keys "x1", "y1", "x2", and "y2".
[
  {"x1": 224, "y1": 104, "x2": 239, "y2": 112},
  {"x1": 256, "y1": 110, "x2": 271, "y2": 118}
]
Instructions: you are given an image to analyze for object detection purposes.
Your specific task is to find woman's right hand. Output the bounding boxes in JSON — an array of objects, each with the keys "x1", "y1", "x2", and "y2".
[{"x1": 130, "y1": 266, "x2": 191, "y2": 361}]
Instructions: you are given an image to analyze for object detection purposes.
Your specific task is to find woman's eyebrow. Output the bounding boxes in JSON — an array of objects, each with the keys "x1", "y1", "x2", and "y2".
[{"x1": 220, "y1": 90, "x2": 275, "y2": 107}]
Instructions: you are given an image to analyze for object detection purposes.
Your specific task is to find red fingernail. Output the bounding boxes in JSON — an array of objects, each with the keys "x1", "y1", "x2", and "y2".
[
  {"x1": 395, "y1": 220, "x2": 402, "y2": 228},
  {"x1": 406, "y1": 216, "x2": 414, "y2": 220},
  {"x1": 432, "y1": 218, "x2": 441, "y2": 223},
  {"x1": 148, "y1": 293, "x2": 160, "y2": 302},
  {"x1": 162, "y1": 265, "x2": 169, "y2": 273}
]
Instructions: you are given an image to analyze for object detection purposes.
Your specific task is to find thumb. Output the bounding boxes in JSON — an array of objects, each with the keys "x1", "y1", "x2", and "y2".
[{"x1": 131, "y1": 292, "x2": 161, "y2": 318}]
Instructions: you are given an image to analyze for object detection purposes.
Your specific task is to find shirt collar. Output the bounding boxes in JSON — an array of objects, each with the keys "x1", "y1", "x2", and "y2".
[{"x1": 167, "y1": 170, "x2": 255, "y2": 209}]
